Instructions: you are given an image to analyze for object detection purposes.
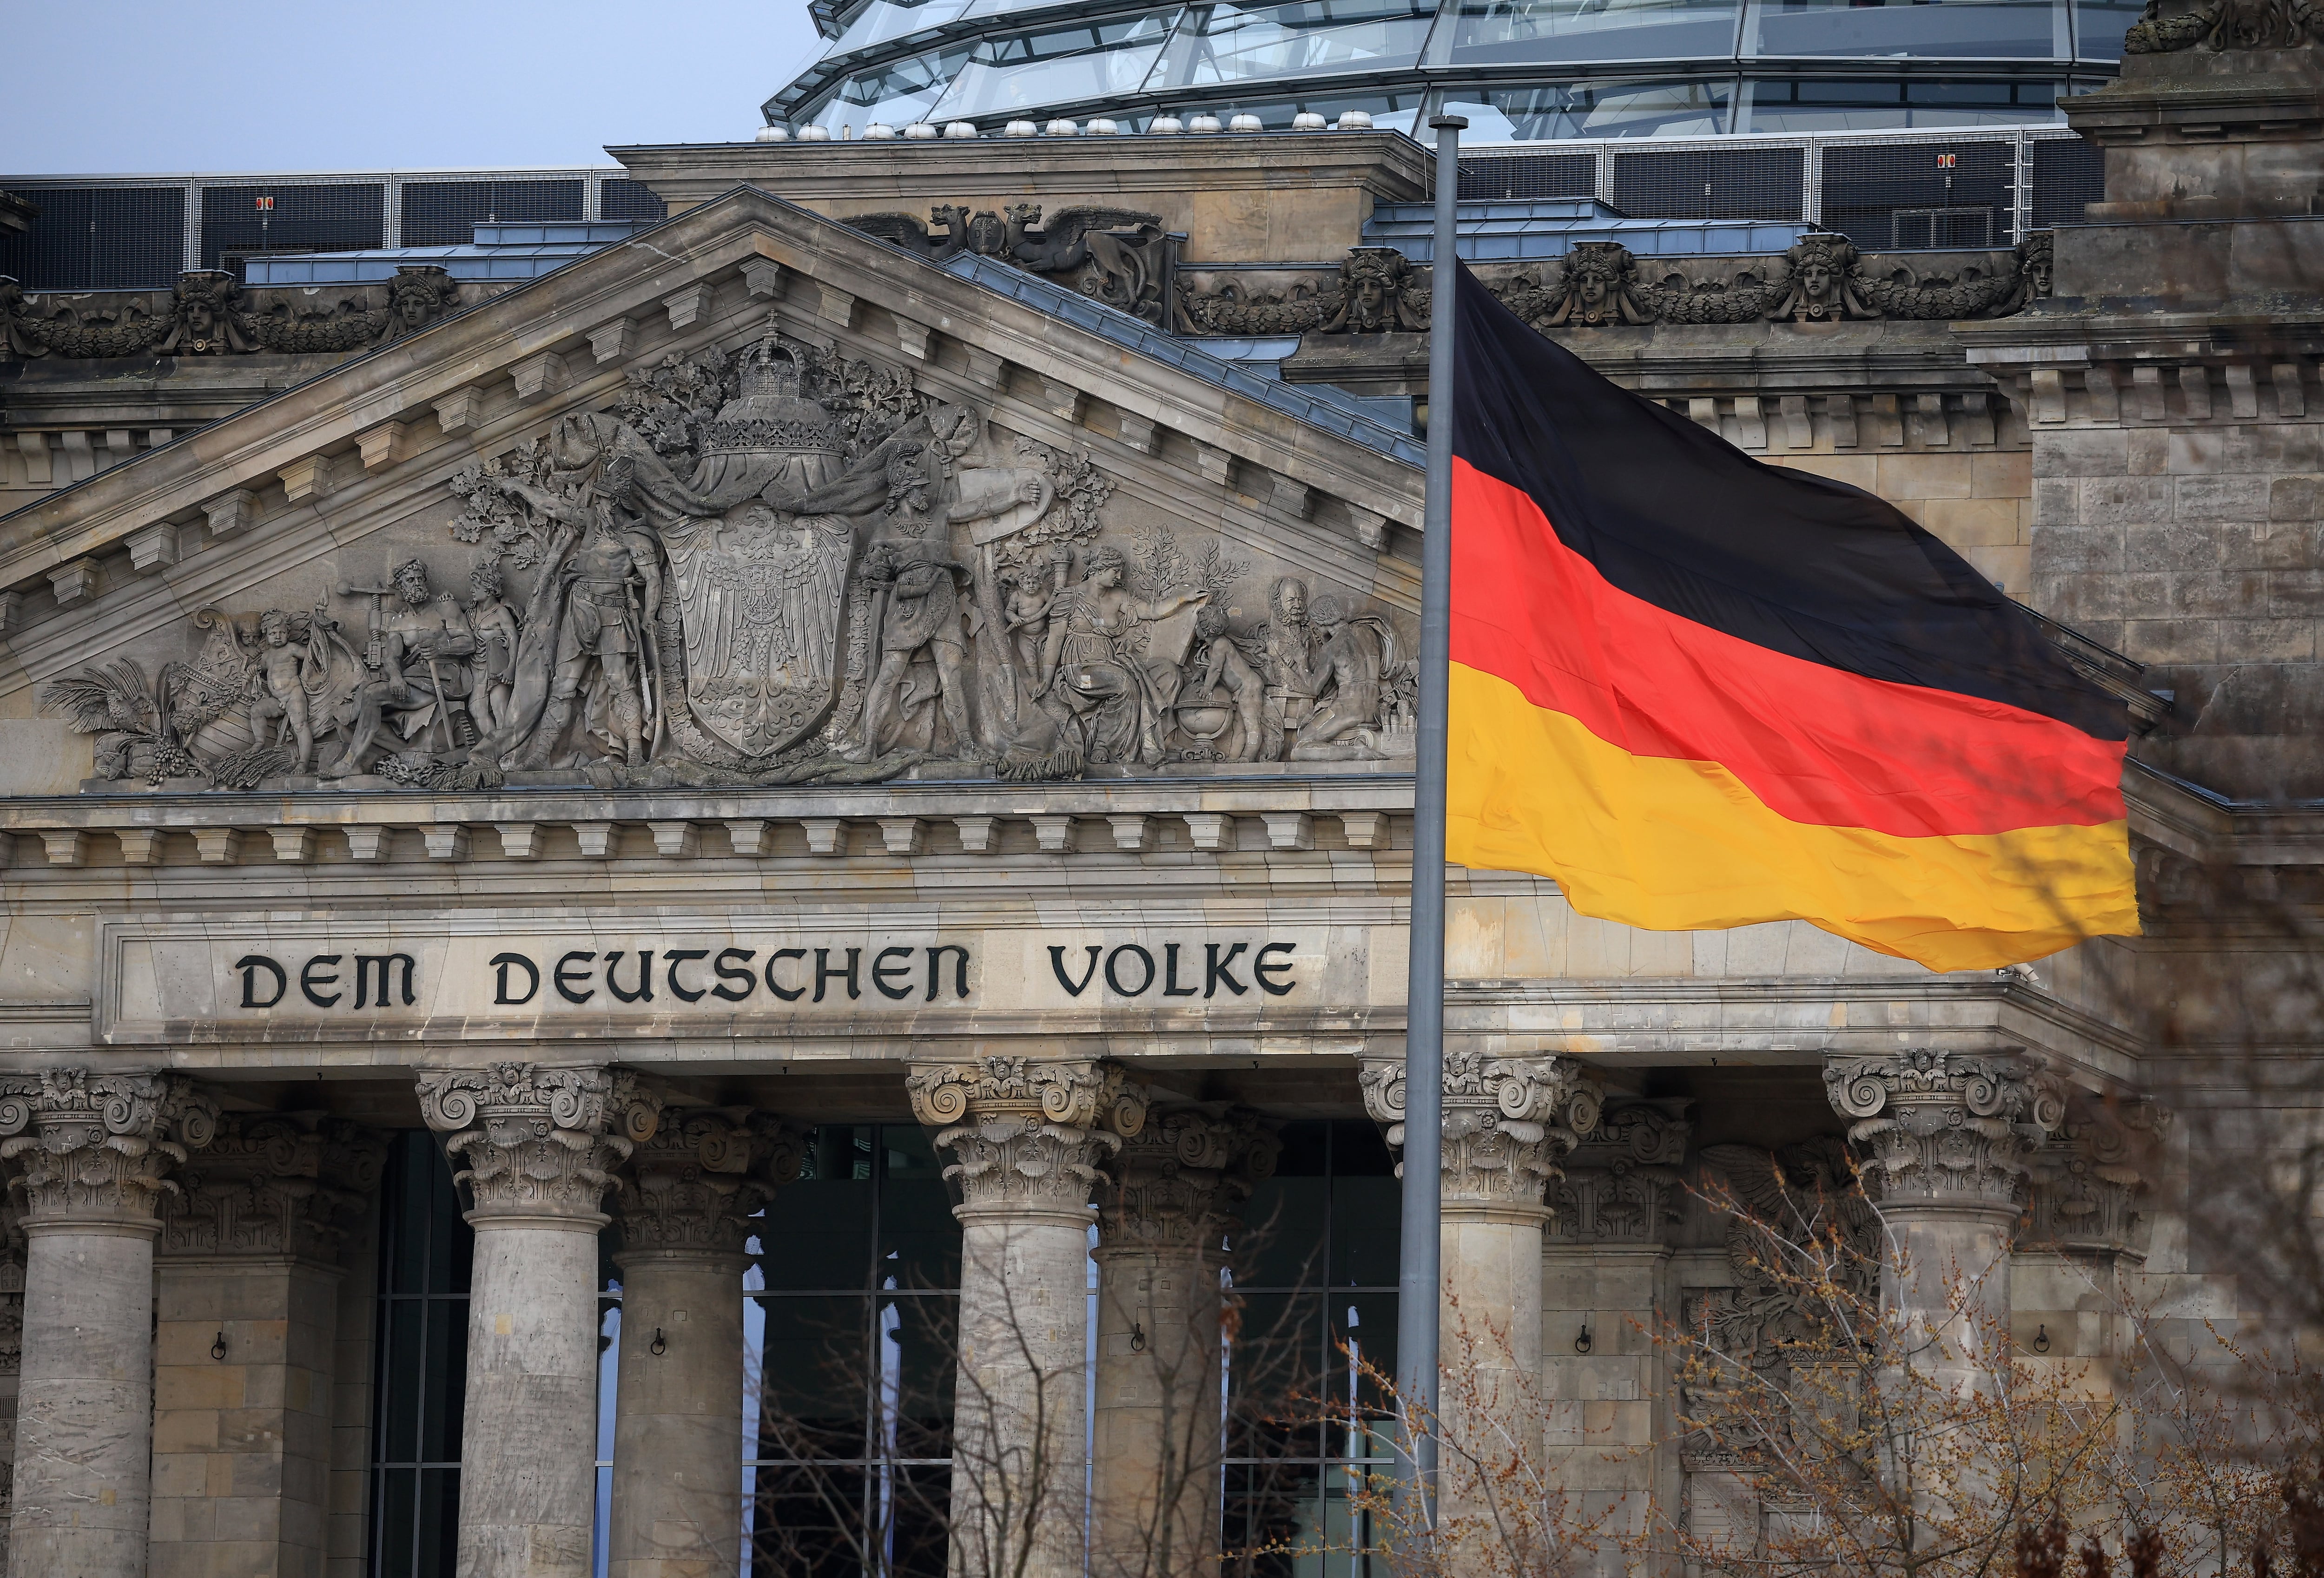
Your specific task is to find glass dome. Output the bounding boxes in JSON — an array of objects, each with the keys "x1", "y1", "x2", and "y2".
[{"x1": 765, "y1": 0, "x2": 2123, "y2": 139}]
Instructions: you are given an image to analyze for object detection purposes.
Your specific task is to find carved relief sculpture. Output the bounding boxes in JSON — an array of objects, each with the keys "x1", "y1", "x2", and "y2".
[
  {"x1": 0, "y1": 265, "x2": 461, "y2": 360},
  {"x1": 845, "y1": 203, "x2": 1174, "y2": 322},
  {"x1": 42, "y1": 311, "x2": 1416, "y2": 792}
]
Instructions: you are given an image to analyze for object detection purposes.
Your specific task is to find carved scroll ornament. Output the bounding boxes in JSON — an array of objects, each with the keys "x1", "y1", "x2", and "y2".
[{"x1": 0, "y1": 266, "x2": 461, "y2": 361}]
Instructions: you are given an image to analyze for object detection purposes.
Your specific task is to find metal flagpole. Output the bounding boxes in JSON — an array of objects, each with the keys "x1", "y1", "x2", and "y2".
[{"x1": 1393, "y1": 108, "x2": 1465, "y2": 1540}]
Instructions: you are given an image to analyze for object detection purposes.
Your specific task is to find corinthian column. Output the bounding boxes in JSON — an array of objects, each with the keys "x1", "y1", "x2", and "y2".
[
  {"x1": 905, "y1": 1057, "x2": 1148, "y2": 1578},
  {"x1": 608, "y1": 1108, "x2": 800, "y2": 1578},
  {"x1": 418, "y1": 1065, "x2": 660, "y2": 1578},
  {"x1": 1089, "y1": 1106, "x2": 1278, "y2": 1578},
  {"x1": 1824, "y1": 1049, "x2": 2058, "y2": 1389},
  {"x1": 1362, "y1": 1052, "x2": 1597, "y2": 1431},
  {"x1": 0, "y1": 1070, "x2": 217, "y2": 1578},
  {"x1": 153, "y1": 1113, "x2": 385, "y2": 1578}
]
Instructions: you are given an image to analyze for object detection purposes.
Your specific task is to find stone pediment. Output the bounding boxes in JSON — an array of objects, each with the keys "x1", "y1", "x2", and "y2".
[{"x1": 0, "y1": 186, "x2": 1421, "y2": 797}]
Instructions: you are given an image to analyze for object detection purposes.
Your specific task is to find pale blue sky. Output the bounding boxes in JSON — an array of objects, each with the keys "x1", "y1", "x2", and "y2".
[{"x1": 3, "y1": 0, "x2": 830, "y2": 174}]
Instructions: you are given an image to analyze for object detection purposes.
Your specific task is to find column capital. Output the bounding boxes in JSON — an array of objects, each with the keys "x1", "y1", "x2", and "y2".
[
  {"x1": 1359, "y1": 1052, "x2": 1600, "y2": 1209},
  {"x1": 1823, "y1": 1049, "x2": 2058, "y2": 1212},
  {"x1": 906, "y1": 1056, "x2": 1148, "y2": 1214},
  {"x1": 2027, "y1": 1093, "x2": 2169, "y2": 1260},
  {"x1": 615, "y1": 1106, "x2": 804, "y2": 1259},
  {"x1": 417, "y1": 1063, "x2": 660, "y2": 1226},
  {"x1": 159, "y1": 1112, "x2": 387, "y2": 1261},
  {"x1": 0, "y1": 1069, "x2": 219, "y2": 1229},
  {"x1": 1096, "y1": 1105, "x2": 1281, "y2": 1256},
  {"x1": 1549, "y1": 1097, "x2": 1692, "y2": 1245}
]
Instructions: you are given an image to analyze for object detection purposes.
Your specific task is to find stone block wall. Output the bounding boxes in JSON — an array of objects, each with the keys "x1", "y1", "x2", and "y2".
[{"x1": 152, "y1": 1261, "x2": 343, "y2": 1578}]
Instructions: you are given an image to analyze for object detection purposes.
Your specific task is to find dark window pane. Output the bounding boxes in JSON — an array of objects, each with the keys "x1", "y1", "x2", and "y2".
[
  {"x1": 0, "y1": 184, "x2": 184, "y2": 291},
  {"x1": 1822, "y1": 138, "x2": 2017, "y2": 247},
  {"x1": 382, "y1": 1302, "x2": 423, "y2": 1463},
  {"x1": 376, "y1": 1466, "x2": 416, "y2": 1578},
  {"x1": 764, "y1": 1127, "x2": 876, "y2": 1291},
  {"x1": 1228, "y1": 1290, "x2": 1323, "y2": 1460},
  {"x1": 1611, "y1": 144, "x2": 1805, "y2": 219},
  {"x1": 1326, "y1": 1293, "x2": 1400, "y2": 1425},
  {"x1": 599, "y1": 179, "x2": 668, "y2": 224},
  {"x1": 199, "y1": 183, "x2": 384, "y2": 275},
  {"x1": 2031, "y1": 134, "x2": 2104, "y2": 226},
  {"x1": 1750, "y1": 0, "x2": 2064, "y2": 57},
  {"x1": 749, "y1": 1462, "x2": 871, "y2": 1578},
  {"x1": 885, "y1": 1293, "x2": 959, "y2": 1459},
  {"x1": 1224, "y1": 1458, "x2": 1324, "y2": 1578},
  {"x1": 386, "y1": 1135, "x2": 432, "y2": 1295},
  {"x1": 418, "y1": 1468, "x2": 460, "y2": 1578},
  {"x1": 401, "y1": 180, "x2": 585, "y2": 248},
  {"x1": 421, "y1": 1300, "x2": 468, "y2": 1464},
  {"x1": 1237, "y1": 1122, "x2": 1328, "y2": 1289},
  {"x1": 892, "y1": 1463, "x2": 953, "y2": 1578},
  {"x1": 756, "y1": 1295, "x2": 872, "y2": 1462},
  {"x1": 879, "y1": 1127, "x2": 960, "y2": 1290}
]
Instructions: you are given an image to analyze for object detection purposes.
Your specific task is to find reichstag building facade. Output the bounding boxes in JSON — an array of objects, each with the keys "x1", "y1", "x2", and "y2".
[{"x1": 0, "y1": 2, "x2": 2315, "y2": 1576}]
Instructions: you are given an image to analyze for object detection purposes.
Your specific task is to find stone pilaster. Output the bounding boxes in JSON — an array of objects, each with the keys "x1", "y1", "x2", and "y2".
[
  {"x1": 1824, "y1": 1049, "x2": 2058, "y2": 1387},
  {"x1": 419, "y1": 1064, "x2": 660, "y2": 1578},
  {"x1": 1090, "y1": 1106, "x2": 1278, "y2": 1578},
  {"x1": 608, "y1": 1108, "x2": 802, "y2": 1578},
  {"x1": 152, "y1": 1114, "x2": 385, "y2": 1578},
  {"x1": 2016, "y1": 1094, "x2": 2170, "y2": 1368},
  {"x1": 1543, "y1": 1098, "x2": 1691, "y2": 1552},
  {"x1": 0, "y1": 1070, "x2": 218, "y2": 1578},
  {"x1": 1361, "y1": 1051, "x2": 1597, "y2": 1541},
  {"x1": 0, "y1": 1199, "x2": 21, "y2": 1578},
  {"x1": 906, "y1": 1057, "x2": 1147, "y2": 1578}
]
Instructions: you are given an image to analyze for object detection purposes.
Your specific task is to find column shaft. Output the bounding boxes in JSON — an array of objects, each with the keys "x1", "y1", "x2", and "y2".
[
  {"x1": 907, "y1": 1057, "x2": 1148, "y2": 1578},
  {"x1": 1087, "y1": 1105, "x2": 1271, "y2": 1578},
  {"x1": 462, "y1": 1224, "x2": 605, "y2": 1577},
  {"x1": 419, "y1": 1065, "x2": 660, "y2": 1578},
  {"x1": 17, "y1": 1223, "x2": 158, "y2": 1577},
  {"x1": 609, "y1": 1255, "x2": 746, "y2": 1578},
  {"x1": 1090, "y1": 1246, "x2": 1221, "y2": 1578},
  {"x1": 0, "y1": 1071, "x2": 217, "y2": 1578},
  {"x1": 607, "y1": 1107, "x2": 796, "y2": 1578}
]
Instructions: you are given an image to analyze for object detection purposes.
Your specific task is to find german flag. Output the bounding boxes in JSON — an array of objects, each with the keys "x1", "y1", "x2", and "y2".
[{"x1": 1443, "y1": 263, "x2": 2137, "y2": 971}]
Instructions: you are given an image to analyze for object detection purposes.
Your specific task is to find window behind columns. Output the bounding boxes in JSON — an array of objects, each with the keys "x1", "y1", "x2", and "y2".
[
  {"x1": 745, "y1": 1124, "x2": 961, "y2": 1578},
  {"x1": 369, "y1": 1131, "x2": 475, "y2": 1578},
  {"x1": 1224, "y1": 1119, "x2": 1401, "y2": 1578}
]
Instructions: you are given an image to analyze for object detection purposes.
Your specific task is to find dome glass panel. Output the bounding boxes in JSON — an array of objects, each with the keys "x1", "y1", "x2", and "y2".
[
  {"x1": 806, "y1": 44, "x2": 974, "y2": 131},
  {"x1": 1155, "y1": 0, "x2": 1441, "y2": 87},
  {"x1": 1739, "y1": 75, "x2": 2062, "y2": 129},
  {"x1": 828, "y1": 0, "x2": 979, "y2": 56},
  {"x1": 2069, "y1": 0, "x2": 2140, "y2": 58},
  {"x1": 1748, "y1": 0, "x2": 2068, "y2": 60},
  {"x1": 924, "y1": 9, "x2": 1181, "y2": 119},
  {"x1": 1432, "y1": 0, "x2": 1744, "y2": 69},
  {"x1": 1438, "y1": 78, "x2": 1735, "y2": 138}
]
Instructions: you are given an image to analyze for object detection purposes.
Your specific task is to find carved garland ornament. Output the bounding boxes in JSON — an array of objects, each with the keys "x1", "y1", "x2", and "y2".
[
  {"x1": 417, "y1": 1063, "x2": 661, "y2": 1222},
  {"x1": 1177, "y1": 230, "x2": 2050, "y2": 337},
  {"x1": 0, "y1": 266, "x2": 462, "y2": 361},
  {"x1": 906, "y1": 1057, "x2": 1149, "y2": 1213},
  {"x1": 1359, "y1": 1052, "x2": 1601, "y2": 1208},
  {"x1": 0, "y1": 1070, "x2": 220, "y2": 1222}
]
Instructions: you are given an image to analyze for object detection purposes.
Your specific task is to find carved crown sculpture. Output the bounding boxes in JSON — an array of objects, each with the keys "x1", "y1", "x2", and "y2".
[
  {"x1": 416, "y1": 1063, "x2": 661, "y2": 1223},
  {"x1": 1823, "y1": 1049, "x2": 2063, "y2": 1209},
  {"x1": 1359, "y1": 1051, "x2": 1602, "y2": 1209},
  {"x1": 0, "y1": 1070, "x2": 220, "y2": 1223},
  {"x1": 906, "y1": 1056, "x2": 1149, "y2": 1213}
]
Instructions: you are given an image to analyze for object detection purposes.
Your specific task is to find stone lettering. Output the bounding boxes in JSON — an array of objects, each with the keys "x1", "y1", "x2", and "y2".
[
  {"x1": 813, "y1": 947, "x2": 860, "y2": 1003},
  {"x1": 712, "y1": 948, "x2": 757, "y2": 1002},
  {"x1": 491, "y1": 952, "x2": 541, "y2": 1006},
  {"x1": 605, "y1": 950, "x2": 654, "y2": 1004},
  {"x1": 300, "y1": 954, "x2": 343, "y2": 1009},
  {"x1": 352, "y1": 953, "x2": 416, "y2": 1009},
  {"x1": 664, "y1": 949, "x2": 709, "y2": 1003},
  {"x1": 1254, "y1": 942, "x2": 1295, "y2": 997},
  {"x1": 1051, "y1": 945, "x2": 1101, "y2": 997},
  {"x1": 927, "y1": 945, "x2": 970, "y2": 1002},
  {"x1": 1205, "y1": 942, "x2": 1248, "y2": 998},
  {"x1": 766, "y1": 949, "x2": 806, "y2": 1002},
  {"x1": 555, "y1": 951, "x2": 595, "y2": 1004},
  {"x1": 1163, "y1": 942, "x2": 1197, "y2": 997},
  {"x1": 1105, "y1": 944, "x2": 1155, "y2": 997},
  {"x1": 235, "y1": 954, "x2": 288, "y2": 1009},
  {"x1": 872, "y1": 946, "x2": 914, "y2": 1000}
]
